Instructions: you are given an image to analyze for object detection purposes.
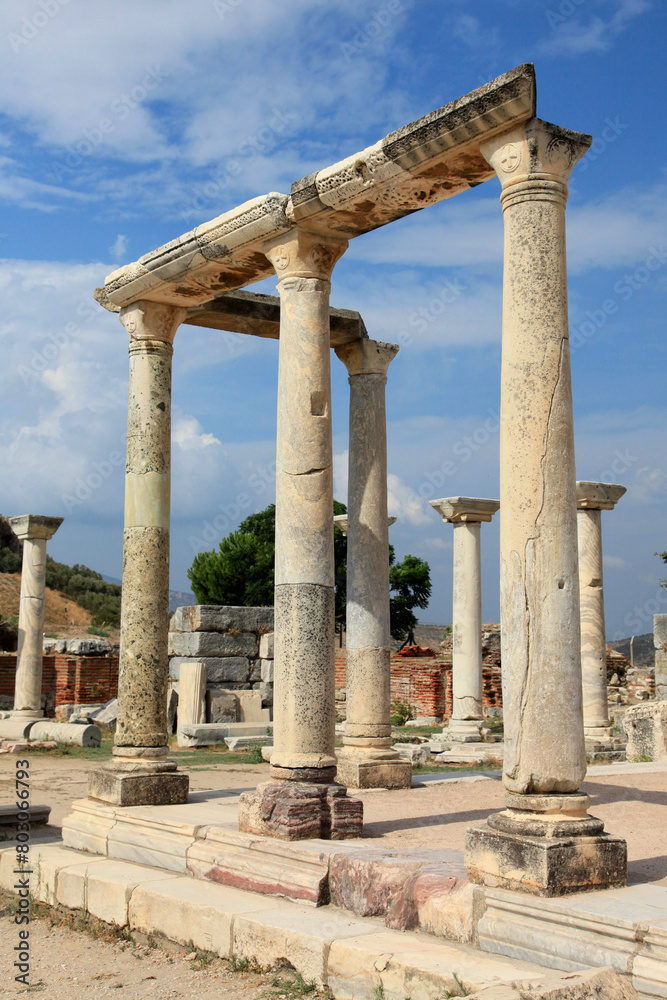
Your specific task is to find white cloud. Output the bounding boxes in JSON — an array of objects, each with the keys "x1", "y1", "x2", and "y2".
[
  {"x1": 604, "y1": 554, "x2": 627, "y2": 569},
  {"x1": 539, "y1": 0, "x2": 652, "y2": 57},
  {"x1": 110, "y1": 234, "x2": 127, "y2": 259}
]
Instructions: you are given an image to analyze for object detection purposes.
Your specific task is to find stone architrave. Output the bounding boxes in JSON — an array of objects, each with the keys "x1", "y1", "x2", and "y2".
[
  {"x1": 333, "y1": 340, "x2": 411, "y2": 791},
  {"x1": 176, "y1": 661, "x2": 207, "y2": 747},
  {"x1": 654, "y1": 615, "x2": 667, "y2": 701},
  {"x1": 576, "y1": 481, "x2": 626, "y2": 746},
  {"x1": 430, "y1": 497, "x2": 499, "y2": 743},
  {"x1": 0, "y1": 516, "x2": 63, "y2": 741},
  {"x1": 88, "y1": 301, "x2": 189, "y2": 807},
  {"x1": 464, "y1": 119, "x2": 627, "y2": 895},
  {"x1": 238, "y1": 228, "x2": 363, "y2": 839}
]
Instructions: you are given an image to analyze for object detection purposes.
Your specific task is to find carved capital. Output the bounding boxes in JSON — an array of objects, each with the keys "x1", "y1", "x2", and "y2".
[
  {"x1": 430, "y1": 497, "x2": 500, "y2": 524},
  {"x1": 335, "y1": 338, "x2": 399, "y2": 378},
  {"x1": 481, "y1": 118, "x2": 592, "y2": 209},
  {"x1": 8, "y1": 515, "x2": 63, "y2": 542},
  {"x1": 264, "y1": 228, "x2": 348, "y2": 281},
  {"x1": 119, "y1": 300, "x2": 186, "y2": 345},
  {"x1": 576, "y1": 481, "x2": 626, "y2": 511}
]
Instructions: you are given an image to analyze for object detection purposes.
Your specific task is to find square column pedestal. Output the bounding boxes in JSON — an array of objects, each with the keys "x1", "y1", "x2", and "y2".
[{"x1": 466, "y1": 792, "x2": 627, "y2": 897}]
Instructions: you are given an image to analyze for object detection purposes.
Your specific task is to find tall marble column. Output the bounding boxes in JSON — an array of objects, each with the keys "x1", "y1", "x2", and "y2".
[
  {"x1": 465, "y1": 119, "x2": 627, "y2": 895},
  {"x1": 334, "y1": 340, "x2": 411, "y2": 790},
  {"x1": 0, "y1": 516, "x2": 63, "y2": 740},
  {"x1": 88, "y1": 300, "x2": 189, "y2": 807},
  {"x1": 238, "y1": 228, "x2": 363, "y2": 839},
  {"x1": 576, "y1": 481, "x2": 626, "y2": 745},
  {"x1": 430, "y1": 498, "x2": 499, "y2": 742}
]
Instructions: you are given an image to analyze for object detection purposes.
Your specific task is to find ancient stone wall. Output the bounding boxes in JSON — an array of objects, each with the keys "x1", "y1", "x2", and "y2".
[{"x1": 0, "y1": 648, "x2": 118, "y2": 717}]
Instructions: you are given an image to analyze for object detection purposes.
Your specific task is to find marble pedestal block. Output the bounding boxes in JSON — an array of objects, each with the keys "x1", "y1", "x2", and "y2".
[
  {"x1": 88, "y1": 759, "x2": 189, "y2": 807},
  {"x1": 335, "y1": 754, "x2": 412, "y2": 790},
  {"x1": 238, "y1": 780, "x2": 363, "y2": 841},
  {"x1": 465, "y1": 793, "x2": 627, "y2": 896}
]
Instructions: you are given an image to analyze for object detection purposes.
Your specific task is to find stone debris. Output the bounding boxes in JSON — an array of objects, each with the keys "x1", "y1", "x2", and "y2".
[
  {"x1": 393, "y1": 743, "x2": 430, "y2": 764},
  {"x1": 623, "y1": 701, "x2": 667, "y2": 760}
]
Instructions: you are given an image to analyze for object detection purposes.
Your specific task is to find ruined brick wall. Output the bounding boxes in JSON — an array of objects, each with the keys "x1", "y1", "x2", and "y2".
[{"x1": 0, "y1": 653, "x2": 118, "y2": 715}]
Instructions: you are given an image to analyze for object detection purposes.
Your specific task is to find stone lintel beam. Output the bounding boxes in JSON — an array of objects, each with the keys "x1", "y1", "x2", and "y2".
[
  {"x1": 430, "y1": 497, "x2": 500, "y2": 523},
  {"x1": 576, "y1": 481, "x2": 626, "y2": 511},
  {"x1": 333, "y1": 514, "x2": 396, "y2": 538},
  {"x1": 95, "y1": 65, "x2": 535, "y2": 312},
  {"x1": 8, "y1": 515, "x2": 63, "y2": 541}
]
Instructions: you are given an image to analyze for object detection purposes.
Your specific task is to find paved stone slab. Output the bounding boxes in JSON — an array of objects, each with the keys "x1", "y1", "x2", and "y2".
[
  {"x1": 328, "y1": 928, "x2": 550, "y2": 1000},
  {"x1": 86, "y1": 860, "x2": 178, "y2": 927}
]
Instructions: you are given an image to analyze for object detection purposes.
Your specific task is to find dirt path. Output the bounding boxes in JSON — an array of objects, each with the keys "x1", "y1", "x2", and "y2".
[{"x1": 0, "y1": 906, "x2": 331, "y2": 999}]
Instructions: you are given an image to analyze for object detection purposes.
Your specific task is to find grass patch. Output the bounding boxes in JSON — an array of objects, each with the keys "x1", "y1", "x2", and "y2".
[
  {"x1": 268, "y1": 970, "x2": 318, "y2": 996},
  {"x1": 25, "y1": 732, "x2": 115, "y2": 760},
  {"x1": 87, "y1": 625, "x2": 110, "y2": 638},
  {"x1": 393, "y1": 725, "x2": 442, "y2": 736}
]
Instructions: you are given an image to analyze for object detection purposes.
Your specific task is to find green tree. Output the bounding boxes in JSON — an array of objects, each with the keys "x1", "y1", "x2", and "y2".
[
  {"x1": 657, "y1": 551, "x2": 667, "y2": 586},
  {"x1": 188, "y1": 500, "x2": 431, "y2": 643}
]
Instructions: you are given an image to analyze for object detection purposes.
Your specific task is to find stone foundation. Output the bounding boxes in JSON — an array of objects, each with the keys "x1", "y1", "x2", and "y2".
[
  {"x1": 238, "y1": 780, "x2": 363, "y2": 841},
  {"x1": 335, "y1": 755, "x2": 412, "y2": 790},
  {"x1": 88, "y1": 760, "x2": 189, "y2": 807}
]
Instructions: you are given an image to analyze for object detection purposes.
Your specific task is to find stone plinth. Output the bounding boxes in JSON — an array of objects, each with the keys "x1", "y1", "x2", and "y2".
[
  {"x1": 238, "y1": 780, "x2": 363, "y2": 841},
  {"x1": 88, "y1": 756, "x2": 189, "y2": 807},
  {"x1": 8, "y1": 514, "x2": 63, "y2": 721},
  {"x1": 430, "y1": 498, "x2": 499, "y2": 743},
  {"x1": 576, "y1": 481, "x2": 626, "y2": 745},
  {"x1": 335, "y1": 756, "x2": 412, "y2": 790},
  {"x1": 623, "y1": 701, "x2": 667, "y2": 761}
]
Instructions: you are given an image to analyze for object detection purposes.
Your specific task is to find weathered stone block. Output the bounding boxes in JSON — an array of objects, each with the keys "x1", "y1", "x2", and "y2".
[
  {"x1": 260, "y1": 659, "x2": 274, "y2": 683},
  {"x1": 249, "y1": 660, "x2": 262, "y2": 682},
  {"x1": 465, "y1": 823, "x2": 627, "y2": 896},
  {"x1": 225, "y1": 735, "x2": 272, "y2": 751},
  {"x1": 239, "y1": 780, "x2": 363, "y2": 841},
  {"x1": 88, "y1": 767, "x2": 189, "y2": 807},
  {"x1": 393, "y1": 742, "x2": 430, "y2": 764},
  {"x1": 623, "y1": 701, "x2": 667, "y2": 761},
  {"x1": 335, "y1": 757, "x2": 412, "y2": 790},
  {"x1": 259, "y1": 632, "x2": 275, "y2": 659},
  {"x1": 466, "y1": 967, "x2": 638, "y2": 999},
  {"x1": 168, "y1": 631, "x2": 258, "y2": 658},
  {"x1": 171, "y1": 605, "x2": 273, "y2": 634},
  {"x1": 259, "y1": 681, "x2": 273, "y2": 707},
  {"x1": 207, "y1": 688, "x2": 239, "y2": 723},
  {"x1": 170, "y1": 656, "x2": 250, "y2": 684}
]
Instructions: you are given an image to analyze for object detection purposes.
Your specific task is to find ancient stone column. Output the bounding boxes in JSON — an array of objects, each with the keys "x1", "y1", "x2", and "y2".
[
  {"x1": 333, "y1": 341, "x2": 411, "y2": 790},
  {"x1": 238, "y1": 228, "x2": 363, "y2": 839},
  {"x1": 0, "y1": 516, "x2": 63, "y2": 740},
  {"x1": 88, "y1": 300, "x2": 189, "y2": 807},
  {"x1": 465, "y1": 119, "x2": 627, "y2": 895},
  {"x1": 176, "y1": 661, "x2": 207, "y2": 747},
  {"x1": 655, "y1": 615, "x2": 667, "y2": 701},
  {"x1": 576, "y1": 481, "x2": 626, "y2": 746},
  {"x1": 430, "y1": 498, "x2": 499, "y2": 743}
]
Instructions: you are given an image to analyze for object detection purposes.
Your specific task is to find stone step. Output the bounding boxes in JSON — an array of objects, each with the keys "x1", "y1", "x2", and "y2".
[{"x1": 0, "y1": 841, "x2": 562, "y2": 997}]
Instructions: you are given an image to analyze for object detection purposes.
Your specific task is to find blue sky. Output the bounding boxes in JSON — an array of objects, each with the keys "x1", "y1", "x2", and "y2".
[{"x1": 2, "y1": 0, "x2": 665, "y2": 638}]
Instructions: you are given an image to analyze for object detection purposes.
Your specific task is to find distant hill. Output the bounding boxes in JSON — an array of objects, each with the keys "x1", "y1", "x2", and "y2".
[
  {"x1": 169, "y1": 590, "x2": 196, "y2": 612},
  {"x1": 608, "y1": 633, "x2": 654, "y2": 670}
]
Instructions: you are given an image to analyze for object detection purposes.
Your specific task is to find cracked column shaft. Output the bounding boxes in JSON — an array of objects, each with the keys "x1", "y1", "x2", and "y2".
[
  {"x1": 9, "y1": 515, "x2": 63, "y2": 719},
  {"x1": 481, "y1": 119, "x2": 592, "y2": 795},
  {"x1": 265, "y1": 229, "x2": 348, "y2": 783},
  {"x1": 576, "y1": 481, "x2": 626, "y2": 737},
  {"x1": 334, "y1": 341, "x2": 411, "y2": 789}
]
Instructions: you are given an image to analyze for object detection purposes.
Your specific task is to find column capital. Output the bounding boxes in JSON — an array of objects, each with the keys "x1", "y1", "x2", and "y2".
[
  {"x1": 264, "y1": 227, "x2": 348, "y2": 281},
  {"x1": 430, "y1": 497, "x2": 499, "y2": 523},
  {"x1": 334, "y1": 514, "x2": 396, "y2": 538},
  {"x1": 119, "y1": 300, "x2": 186, "y2": 345},
  {"x1": 481, "y1": 118, "x2": 591, "y2": 210},
  {"x1": 8, "y1": 515, "x2": 63, "y2": 542},
  {"x1": 576, "y1": 481, "x2": 626, "y2": 511},
  {"x1": 335, "y1": 339, "x2": 399, "y2": 377}
]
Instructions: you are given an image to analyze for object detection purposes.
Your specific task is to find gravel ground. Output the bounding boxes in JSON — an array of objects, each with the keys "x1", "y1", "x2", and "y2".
[{"x1": 0, "y1": 903, "x2": 332, "y2": 999}]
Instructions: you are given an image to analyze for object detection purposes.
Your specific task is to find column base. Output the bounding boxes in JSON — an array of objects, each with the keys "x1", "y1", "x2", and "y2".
[
  {"x1": 584, "y1": 726, "x2": 625, "y2": 748},
  {"x1": 442, "y1": 718, "x2": 484, "y2": 743},
  {"x1": 335, "y1": 750, "x2": 412, "y2": 790},
  {"x1": 465, "y1": 792, "x2": 627, "y2": 896},
  {"x1": 238, "y1": 780, "x2": 363, "y2": 841},
  {"x1": 88, "y1": 759, "x2": 189, "y2": 807}
]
